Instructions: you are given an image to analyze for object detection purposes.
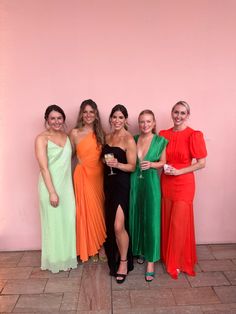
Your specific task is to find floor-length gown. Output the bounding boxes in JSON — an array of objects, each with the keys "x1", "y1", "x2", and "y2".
[
  {"x1": 74, "y1": 132, "x2": 106, "y2": 262},
  {"x1": 39, "y1": 137, "x2": 77, "y2": 273},
  {"x1": 103, "y1": 144, "x2": 133, "y2": 276},
  {"x1": 129, "y1": 134, "x2": 167, "y2": 262},
  {"x1": 159, "y1": 127, "x2": 207, "y2": 278}
]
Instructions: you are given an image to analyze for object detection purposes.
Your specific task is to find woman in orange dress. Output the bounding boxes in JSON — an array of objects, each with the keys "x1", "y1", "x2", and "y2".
[
  {"x1": 70, "y1": 99, "x2": 106, "y2": 262},
  {"x1": 160, "y1": 101, "x2": 207, "y2": 279}
]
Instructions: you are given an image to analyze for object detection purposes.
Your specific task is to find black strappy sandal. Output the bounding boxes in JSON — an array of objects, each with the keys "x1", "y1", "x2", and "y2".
[{"x1": 116, "y1": 259, "x2": 128, "y2": 284}]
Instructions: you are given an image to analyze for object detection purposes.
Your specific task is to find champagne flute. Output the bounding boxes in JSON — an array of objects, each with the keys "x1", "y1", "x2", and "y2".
[
  {"x1": 138, "y1": 157, "x2": 144, "y2": 179},
  {"x1": 104, "y1": 153, "x2": 116, "y2": 176}
]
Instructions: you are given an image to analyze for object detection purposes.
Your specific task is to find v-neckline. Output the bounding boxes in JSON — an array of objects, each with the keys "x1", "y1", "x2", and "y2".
[
  {"x1": 48, "y1": 137, "x2": 68, "y2": 149},
  {"x1": 137, "y1": 134, "x2": 155, "y2": 160}
]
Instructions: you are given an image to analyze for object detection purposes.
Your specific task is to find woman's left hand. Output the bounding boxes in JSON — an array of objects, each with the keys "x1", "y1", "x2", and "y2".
[
  {"x1": 140, "y1": 161, "x2": 152, "y2": 170},
  {"x1": 165, "y1": 166, "x2": 181, "y2": 176}
]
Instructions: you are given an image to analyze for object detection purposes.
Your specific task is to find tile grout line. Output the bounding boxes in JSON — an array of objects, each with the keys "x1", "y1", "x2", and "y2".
[
  {"x1": 10, "y1": 293, "x2": 20, "y2": 313},
  {"x1": 76, "y1": 262, "x2": 84, "y2": 312}
]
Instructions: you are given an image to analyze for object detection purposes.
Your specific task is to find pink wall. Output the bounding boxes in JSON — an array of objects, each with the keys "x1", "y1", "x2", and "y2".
[{"x1": 1, "y1": 0, "x2": 236, "y2": 250}]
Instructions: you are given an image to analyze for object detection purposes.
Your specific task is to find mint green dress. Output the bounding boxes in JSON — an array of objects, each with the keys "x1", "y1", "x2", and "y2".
[
  {"x1": 129, "y1": 134, "x2": 168, "y2": 262},
  {"x1": 38, "y1": 137, "x2": 77, "y2": 273}
]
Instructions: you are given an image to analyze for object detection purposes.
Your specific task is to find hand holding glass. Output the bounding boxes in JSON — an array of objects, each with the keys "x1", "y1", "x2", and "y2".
[
  {"x1": 104, "y1": 153, "x2": 116, "y2": 176},
  {"x1": 138, "y1": 158, "x2": 144, "y2": 179},
  {"x1": 164, "y1": 164, "x2": 172, "y2": 174}
]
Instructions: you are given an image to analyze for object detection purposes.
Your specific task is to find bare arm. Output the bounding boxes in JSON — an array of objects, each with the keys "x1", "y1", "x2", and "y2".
[
  {"x1": 166, "y1": 157, "x2": 206, "y2": 176},
  {"x1": 35, "y1": 135, "x2": 59, "y2": 207},
  {"x1": 69, "y1": 129, "x2": 76, "y2": 156},
  {"x1": 106, "y1": 136, "x2": 137, "y2": 172},
  {"x1": 141, "y1": 148, "x2": 166, "y2": 170}
]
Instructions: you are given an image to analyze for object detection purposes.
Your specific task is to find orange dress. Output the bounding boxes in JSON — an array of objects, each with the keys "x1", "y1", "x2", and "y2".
[
  {"x1": 159, "y1": 127, "x2": 207, "y2": 279},
  {"x1": 73, "y1": 132, "x2": 106, "y2": 261}
]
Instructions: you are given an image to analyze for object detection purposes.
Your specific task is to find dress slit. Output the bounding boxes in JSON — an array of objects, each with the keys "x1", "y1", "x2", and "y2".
[{"x1": 103, "y1": 144, "x2": 133, "y2": 276}]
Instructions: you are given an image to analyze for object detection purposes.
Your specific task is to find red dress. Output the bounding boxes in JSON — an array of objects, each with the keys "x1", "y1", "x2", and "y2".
[{"x1": 159, "y1": 127, "x2": 207, "y2": 279}]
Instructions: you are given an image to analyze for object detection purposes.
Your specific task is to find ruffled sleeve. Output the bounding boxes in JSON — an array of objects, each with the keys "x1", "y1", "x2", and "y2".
[
  {"x1": 190, "y1": 131, "x2": 207, "y2": 159},
  {"x1": 159, "y1": 130, "x2": 167, "y2": 139},
  {"x1": 159, "y1": 135, "x2": 168, "y2": 150},
  {"x1": 156, "y1": 135, "x2": 168, "y2": 159}
]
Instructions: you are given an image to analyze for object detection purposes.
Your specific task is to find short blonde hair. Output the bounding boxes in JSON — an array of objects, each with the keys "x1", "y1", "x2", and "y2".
[{"x1": 172, "y1": 101, "x2": 190, "y2": 115}]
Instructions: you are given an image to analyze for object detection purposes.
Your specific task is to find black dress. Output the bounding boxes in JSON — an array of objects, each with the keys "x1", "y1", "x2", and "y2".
[{"x1": 103, "y1": 144, "x2": 134, "y2": 276}]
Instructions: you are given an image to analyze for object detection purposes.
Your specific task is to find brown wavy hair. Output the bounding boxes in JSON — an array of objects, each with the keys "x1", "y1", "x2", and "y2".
[{"x1": 75, "y1": 99, "x2": 105, "y2": 146}]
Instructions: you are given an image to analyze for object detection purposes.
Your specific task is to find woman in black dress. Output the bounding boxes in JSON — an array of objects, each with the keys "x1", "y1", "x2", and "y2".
[{"x1": 103, "y1": 105, "x2": 136, "y2": 283}]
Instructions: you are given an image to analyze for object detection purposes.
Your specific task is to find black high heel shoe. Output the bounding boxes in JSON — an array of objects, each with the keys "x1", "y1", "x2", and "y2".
[{"x1": 116, "y1": 259, "x2": 128, "y2": 284}]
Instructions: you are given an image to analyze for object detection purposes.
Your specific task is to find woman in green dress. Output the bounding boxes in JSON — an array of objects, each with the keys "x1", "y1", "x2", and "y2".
[
  {"x1": 129, "y1": 110, "x2": 167, "y2": 281},
  {"x1": 35, "y1": 105, "x2": 77, "y2": 273}
]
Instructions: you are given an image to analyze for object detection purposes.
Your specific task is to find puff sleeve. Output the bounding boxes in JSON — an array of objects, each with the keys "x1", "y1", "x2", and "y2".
[{"x1": 190, "y1": 131, "x2": 207, "y2": 159}]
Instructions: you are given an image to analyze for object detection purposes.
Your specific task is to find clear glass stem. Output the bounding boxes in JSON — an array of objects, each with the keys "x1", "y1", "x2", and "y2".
[
  {"x1": 108, "y1": 166, "x2": 116, "y2": 176},
  {"x1": 139, "y1": 168, "x2": 144, "y2": 179}
]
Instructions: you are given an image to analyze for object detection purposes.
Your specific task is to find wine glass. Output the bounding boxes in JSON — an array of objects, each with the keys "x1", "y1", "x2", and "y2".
[
  {"x1": 138, "y1": 157, "x2": 144, "y2": 179},
  {"x1": 104, "y1": 153, "x2": 116, "y2": 176}
]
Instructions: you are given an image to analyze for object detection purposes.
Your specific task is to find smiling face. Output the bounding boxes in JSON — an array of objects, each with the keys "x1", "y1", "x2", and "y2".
[
  {"x1": 110, "y1": 110, "x2": 126, "y2": 131},
  {"x1": 171, "y1": 104, "x2": 189, "y2": 129},
  {"x1": 138, "y1": 113, "x2": 156, "y2": 135},
  {"x1": 82, "y1": 104, "x2": 96, "y2": 126},
  {"x1": 46, "y1": 110, "x2": 64, "y2": 131}
]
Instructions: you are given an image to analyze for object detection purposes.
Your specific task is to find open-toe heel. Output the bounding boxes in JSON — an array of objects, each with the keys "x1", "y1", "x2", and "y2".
[
  {"x1": 116, "y1": 273, "x2": 127, "y2": 284},
  {"x1": 116, "y1": 259, "x2": 128, "y2": 284},
  {"x1": 137, "y1": 255, "x2": 145, "y2": 264},
  {"x1": 145, "y1": 271, "x2": 155, "y2": 282},
  {"x1": 98, "y1": 253, "x2": 107, "y2": 262},
  {"x1": 91, "y1": 254, "x2": 98, "y2": 263}
]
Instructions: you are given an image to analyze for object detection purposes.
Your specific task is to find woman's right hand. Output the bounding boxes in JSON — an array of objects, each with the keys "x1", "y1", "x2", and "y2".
[
  {"x1": 49, "y1": 192, "x2": 59, "y2": 207},
  {"x1": 106, "y1": 157, "x2": 118, "y2": 168}
]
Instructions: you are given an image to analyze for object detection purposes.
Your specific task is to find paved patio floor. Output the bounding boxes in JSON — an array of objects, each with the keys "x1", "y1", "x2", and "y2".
[{"x1": 0, "y1": 244, "x2": 236, "y2": 313}]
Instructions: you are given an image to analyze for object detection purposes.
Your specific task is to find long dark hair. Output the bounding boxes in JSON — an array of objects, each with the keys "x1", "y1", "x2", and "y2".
[
  {"x1": 138, "y1": 109, "x2": 156, "y2": 134},
  {"x1": 75, "y1": 99, "x2": 104, "y2": 146},
  {"x1": 109, "y1": 104, "x2": 128, "y2": 130}
]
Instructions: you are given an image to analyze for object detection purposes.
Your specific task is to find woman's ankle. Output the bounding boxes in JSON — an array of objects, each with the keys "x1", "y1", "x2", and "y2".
[
  {"x1": 117, "y1": 259, "x2": 128, "y2": 275},
  {"x1": 146, "y1": 262, "x2": 154, "y2": 272}
]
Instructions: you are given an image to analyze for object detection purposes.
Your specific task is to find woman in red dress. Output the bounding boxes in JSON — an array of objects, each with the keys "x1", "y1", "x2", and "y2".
[{"x1": 160, "y1": 101, "x2": 207, "y2": 279}]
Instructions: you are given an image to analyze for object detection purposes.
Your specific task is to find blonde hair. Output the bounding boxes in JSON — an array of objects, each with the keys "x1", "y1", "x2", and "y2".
[
  {"x1": 172, "y1": 101, "x2": 190, "y2": 115},
  {"x1": 138, "y1": 109, "x2": 156, "y2": 134}
]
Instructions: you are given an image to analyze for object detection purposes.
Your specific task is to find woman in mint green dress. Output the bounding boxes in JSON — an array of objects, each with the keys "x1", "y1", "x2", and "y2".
[
  {"x1": 129, "y1": 110, "x2": 167, "y2": 282},
  {"x1": 35, "y1": 105, "x2": 77, "y2": 273}
]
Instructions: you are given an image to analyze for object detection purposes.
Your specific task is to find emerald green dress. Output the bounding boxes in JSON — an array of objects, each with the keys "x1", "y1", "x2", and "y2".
[
  {"x1": 38, "y1": 137, "x2": 77, "y2": 273},
  {"x1": 129, "y1": 134, "x2": 168, "y2": 262}
]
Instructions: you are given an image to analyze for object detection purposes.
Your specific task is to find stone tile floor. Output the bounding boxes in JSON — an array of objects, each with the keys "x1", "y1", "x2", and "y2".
[{"x1": 0, "y1": 244, "x2": 236, "y2": 313}]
